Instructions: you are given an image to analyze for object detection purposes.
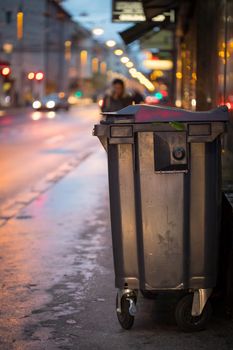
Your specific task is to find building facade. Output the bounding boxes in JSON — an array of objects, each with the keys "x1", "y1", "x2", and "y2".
[
  {"x1": 0, "y1": 0, "x2": 111, "y2": 106},
  {"x1": 175, "y1": 0, "x2": 233, "y2": 150}
]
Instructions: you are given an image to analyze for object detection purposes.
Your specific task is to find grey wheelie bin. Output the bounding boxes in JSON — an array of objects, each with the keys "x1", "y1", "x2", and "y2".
[{"x1": 93, "y1": 104, "x2": 228, "y2": 332}]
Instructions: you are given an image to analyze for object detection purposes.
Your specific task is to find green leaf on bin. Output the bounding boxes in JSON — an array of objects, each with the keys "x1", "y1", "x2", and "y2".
[{"x1": 169, "y1": 121, "x2": 185, "y2": 130}]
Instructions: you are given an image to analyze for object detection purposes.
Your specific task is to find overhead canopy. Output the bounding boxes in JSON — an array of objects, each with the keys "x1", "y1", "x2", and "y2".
[
  {"x1": 119, "y1": 18, "x2": 174, "y2": 45},
  {"x1": 119, "y1": 0, "x2": 181, "y2": 44},
  {"x1": 140, "y1": 29, "x2": 173, "y2": 50},
  {"x1": 142, "y1": 0, "x2": 180, "y2": 20}
]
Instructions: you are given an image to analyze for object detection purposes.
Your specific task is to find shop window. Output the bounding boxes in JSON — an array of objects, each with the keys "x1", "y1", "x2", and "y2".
[
  {"x1": 5, "y1": 11, "x2": 12, "y2": 24},
  {"x1": 226, "y1": 1, "x2": 233, "y2": 111}
]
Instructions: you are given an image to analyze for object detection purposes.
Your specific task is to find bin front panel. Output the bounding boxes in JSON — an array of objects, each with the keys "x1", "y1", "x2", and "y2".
[
  {"x1": 136, "y1": 132, "x2": 185, "y2": 289},
  {"x1": 189, "y1": 143, "x2": 206, "y2": 286},
  {"x1": 108, "y1": 143, "x2": 139, "y2": 289},
  {"x1": 189, "y1": 138, "x2": 221, "y2": 288}
]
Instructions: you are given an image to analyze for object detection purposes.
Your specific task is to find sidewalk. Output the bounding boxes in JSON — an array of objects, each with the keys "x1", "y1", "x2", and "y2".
[{"x1": 0, "y1": 145, "x2": 109, "y2": 349}]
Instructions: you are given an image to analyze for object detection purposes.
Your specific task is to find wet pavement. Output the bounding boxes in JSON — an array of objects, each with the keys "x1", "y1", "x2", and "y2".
[
  {"x1": 0, "y1": 105, "x2": 233, "y2": 349},
  {"x1": 0, "y1": 105, "x2": 99, "y2": 204},
  {"x1": 0, "y1": 148, "x2": 109, "y2": 349},
  {"x1": 0, "y1": 105, "x2": 100, "y2": 230}
]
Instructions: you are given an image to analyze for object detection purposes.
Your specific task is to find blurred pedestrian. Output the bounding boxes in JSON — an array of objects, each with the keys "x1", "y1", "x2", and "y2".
[{"x1": 101, "y1": 79, "x2": 132, "y2": 112}]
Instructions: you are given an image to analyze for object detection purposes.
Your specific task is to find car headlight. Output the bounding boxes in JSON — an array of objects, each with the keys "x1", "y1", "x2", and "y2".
[
  {"x1": 32, "y1": 100, "x2": 42, "y2": 109},
  {"x1": 98, "y1": 99, "x2": 103, "y2": 107},
  {"x1": 46, "y1": 100, "x2": 56, "y2": 109}
]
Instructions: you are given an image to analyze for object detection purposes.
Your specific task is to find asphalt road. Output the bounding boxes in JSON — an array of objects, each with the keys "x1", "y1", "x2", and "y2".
[
  {"x1": 0, "y1": 106, "x2": 99, "y2": 205},
  {"x1": 0, "y1": 105, "x2": 233, "y2": 349}
]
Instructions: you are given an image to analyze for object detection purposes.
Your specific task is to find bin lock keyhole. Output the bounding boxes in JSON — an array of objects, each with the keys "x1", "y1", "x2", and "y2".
[{"x1": 172, "y1": 147, "x2": 186, "y2": 161}]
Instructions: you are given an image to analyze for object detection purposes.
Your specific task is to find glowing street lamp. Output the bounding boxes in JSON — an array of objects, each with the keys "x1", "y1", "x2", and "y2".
[
  {"x1": 64, "y1": 40, "x2": 72, "y2": 61},
  {"x1": 129, "y1": 68, "x2": 137, "y2": 74},
  {"x1": 125, "y1": 61, "x2": 134, "y2": 68},
  {"x1": 106, "y1": 40, "x2": 116, "y2": 48},
  {"x1": 17, "y1": 8, "x2": 24, "y2": 40},
  {"x1": 3, "y1": 43, "x2": 13, "y2": 54},
  {"x1": 92, "y1": 28, "x2": 104, "y2": 36},
  {"x1": 120, "y1": 56, "x2": 129, "y2": 64},
  {"x1": 114, "y1": 49, "x2": 123, "y2": 56}
]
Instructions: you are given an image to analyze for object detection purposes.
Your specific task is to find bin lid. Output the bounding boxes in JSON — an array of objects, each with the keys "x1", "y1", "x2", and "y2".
[{"x1": 102, "y1": 104, "x2": 229, "y2": 123}]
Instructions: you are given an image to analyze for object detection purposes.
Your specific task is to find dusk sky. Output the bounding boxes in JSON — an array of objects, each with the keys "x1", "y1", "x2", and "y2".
[{"x1": 62, "y1": 0, "x2": 130, "y2": 43}]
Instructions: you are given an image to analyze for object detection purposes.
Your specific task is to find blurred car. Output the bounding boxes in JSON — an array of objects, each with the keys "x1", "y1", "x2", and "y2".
[
  {"x1": 32, "y1": 93, "x2": 70, "y2": 111},
  {"x1": 98, "y1": 98, "x2": 104, "y2": 108}
]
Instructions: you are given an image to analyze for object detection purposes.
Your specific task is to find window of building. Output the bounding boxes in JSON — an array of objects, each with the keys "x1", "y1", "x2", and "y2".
[
  {"x1": 226, "y1": 0, "x2": 233, "y2": 110},
  {"x1": 5, "y1": 11, "x2": 12, "y2": 24}
]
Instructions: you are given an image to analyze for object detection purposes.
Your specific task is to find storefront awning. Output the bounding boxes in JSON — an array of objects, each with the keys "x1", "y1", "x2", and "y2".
[
  {"x1": 119, "y1": 0, "x2": 180, "y2": 44},
  {"x1": 142, "y1": 0, "x2": 180, "y2": 20},
  {"x1": 119, "y1": 18, "x2": 174, "y2": 45}
]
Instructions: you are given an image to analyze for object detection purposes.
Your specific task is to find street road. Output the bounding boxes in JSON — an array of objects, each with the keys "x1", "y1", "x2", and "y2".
[
  {"x1": 0, "y1": 106, "x2": 99, "y2": 205},
  {"x1": 0, "y1": 105, "x2": 233, "y2": 349}
]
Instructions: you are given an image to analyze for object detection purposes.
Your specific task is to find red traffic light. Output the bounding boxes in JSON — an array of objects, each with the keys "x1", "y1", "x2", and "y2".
[
  {"x1": 1, "y1": 66, "x2": 11, "y2": 76},
  {"x1": 35, "y1": 71, "x2": 44, "y2": 81}
]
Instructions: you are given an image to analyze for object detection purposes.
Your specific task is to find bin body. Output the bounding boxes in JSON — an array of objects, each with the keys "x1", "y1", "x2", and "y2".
[{"x1": 94, "y1": 105, "x2": 228, "y2": 292}]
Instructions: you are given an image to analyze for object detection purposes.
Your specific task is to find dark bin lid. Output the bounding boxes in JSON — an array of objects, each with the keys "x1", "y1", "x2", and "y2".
[{"x1": 102, "y1": 104, "x2": 229, "y2": 123}]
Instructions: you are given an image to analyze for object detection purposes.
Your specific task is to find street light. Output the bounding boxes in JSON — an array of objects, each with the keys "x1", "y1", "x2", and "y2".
[
  {"x1": 125, "y1": 61, "x2": 134, "y2": 68},
  {"x1": 106, "y1": 40, "x2": 116, "y2": 48},
  {"x1": 114, "y1": 49, "x2": 123, "y2": 56},
  {"x1": 92, "y1": 28, "x2": 104, "y2": 36},
  {"x1": 120, "y1": 56, "x2": 129, "y2": 64},
  {"x1": 3, "y1": 43, "x2": 13, "y2": 54},
  {"x1": 129, "y1": 68, "x2": 137, "y2": 74}
]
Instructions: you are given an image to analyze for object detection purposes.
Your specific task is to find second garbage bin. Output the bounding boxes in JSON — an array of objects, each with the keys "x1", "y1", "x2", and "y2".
[{"x1": 94, "y1": 104, "x2": 228, "y2": 332}]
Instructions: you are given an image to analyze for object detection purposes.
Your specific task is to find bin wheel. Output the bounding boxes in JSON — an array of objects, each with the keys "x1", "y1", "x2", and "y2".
[
  {"x1": 116, "y1": 294, "x2": 136, "y2": 330},
  {"x1": 141, "y1": 290, "x2": 158, "y2": 299},
  {"x1": 175, "y1": 294, "x2": 212, "y2": 332}
]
